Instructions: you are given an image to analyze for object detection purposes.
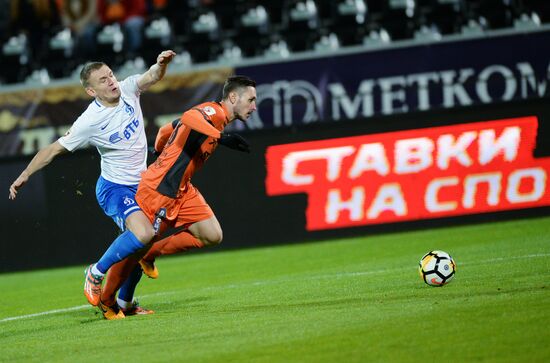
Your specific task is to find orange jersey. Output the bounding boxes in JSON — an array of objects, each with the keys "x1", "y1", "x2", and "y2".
[{"x1": 141, "y1": 101, "x2": 229, "y2": 198}]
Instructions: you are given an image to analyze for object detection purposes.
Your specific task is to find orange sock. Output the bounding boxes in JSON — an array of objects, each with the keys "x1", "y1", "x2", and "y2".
[
  {"x1": 102, "y1": 233, "x2": 204, "y2": 304},
  {"x1": 144, "y1": 231, "x2": 204, "y2": 262},
  {"x1": 101, "y1": 257, "x2": 140, "y2": 306}
]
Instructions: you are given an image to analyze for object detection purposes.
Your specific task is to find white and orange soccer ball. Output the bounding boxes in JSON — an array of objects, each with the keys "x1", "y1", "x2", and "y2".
[{"x1": 419, "y1": 250, "x2": 456, "y2": 286}]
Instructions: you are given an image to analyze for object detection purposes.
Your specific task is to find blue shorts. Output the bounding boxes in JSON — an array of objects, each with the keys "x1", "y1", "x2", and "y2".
[{"x1": 96, "y1": 176, "x2": 141, "y2": 231}]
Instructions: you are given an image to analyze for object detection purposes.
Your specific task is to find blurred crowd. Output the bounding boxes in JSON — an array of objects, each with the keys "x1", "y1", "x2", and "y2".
[
  {"x1": 2, "y1": 1, "x2": 195, "y2": 69},
  {"x1": 0, "y1": 0, "x2": 548, "y2": 85}
]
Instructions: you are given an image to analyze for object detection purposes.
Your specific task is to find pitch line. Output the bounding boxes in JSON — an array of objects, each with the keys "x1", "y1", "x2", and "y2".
[
  {"x1": 1, "y1": 252, "x2": 548, "y2": 323},
  {"x1": 0, "y1": 291, "x2": 178, "y2": 323},
  {"x1": 0, "y1": 305, "x2": 89, "y2": 322}
]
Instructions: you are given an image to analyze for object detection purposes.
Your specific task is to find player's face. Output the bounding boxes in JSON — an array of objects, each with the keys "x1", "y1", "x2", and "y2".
[
  {"x1": 234, "y1": 86, "x2": 257, "y2": 121},
  {"x1": 86, "y1": 66, "x2": 121, "y2": 106}
]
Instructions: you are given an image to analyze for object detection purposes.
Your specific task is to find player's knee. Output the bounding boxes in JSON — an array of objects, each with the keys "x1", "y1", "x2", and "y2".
[
  {"x1": 126, "y1": 212, "x2": 155, "y2": 245},
  {"x1": 203, "y1": 230, "x2": 223, "y2": 246},
  {"x1": 130, "y1": 226, "x2": 155, "y2": 245}
]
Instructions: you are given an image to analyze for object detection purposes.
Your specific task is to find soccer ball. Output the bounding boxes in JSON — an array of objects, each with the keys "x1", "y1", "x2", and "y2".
[{"x1": 418, "y1": 250, "x2": 456, "y2": 286}]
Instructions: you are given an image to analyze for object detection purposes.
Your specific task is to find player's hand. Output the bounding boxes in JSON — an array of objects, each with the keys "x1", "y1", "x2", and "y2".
[
  {"x1": 219, "y1": 133, "x2": 250, "y2": 153},
  {"x1": 9, "y1": 173, "x2": 28, "y2": 200},
  {"x1": 157, "y1": 50, "x2": 176, "y2": 66}
]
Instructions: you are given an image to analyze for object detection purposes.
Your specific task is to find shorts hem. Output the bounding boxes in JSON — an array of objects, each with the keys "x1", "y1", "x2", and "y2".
[{"x1": 124, "y1": 205, "x2": 142, "y2": 218}]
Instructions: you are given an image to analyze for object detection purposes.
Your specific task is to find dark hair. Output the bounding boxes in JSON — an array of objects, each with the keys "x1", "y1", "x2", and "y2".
[
  {"x1": 80, "y1": 62, "x2": 107, "y2": 87},
  {"x1": 222, "y1": 75, "x2": 256, "y2": 100}
]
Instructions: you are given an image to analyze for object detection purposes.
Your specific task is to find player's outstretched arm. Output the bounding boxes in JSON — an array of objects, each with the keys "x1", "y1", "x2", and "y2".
[
  {"x1": 137, "y1": 50, "x2": 176, "y2": 92},
  {"x1": 9, "y1": 141, "x2": 67, "y2": 200},
  {"x1": 179, "y1": 109, "x2": 221, "y2": 139},
  {"x1": 177, "y1": 112, "x2": 250, "y2": 152}
]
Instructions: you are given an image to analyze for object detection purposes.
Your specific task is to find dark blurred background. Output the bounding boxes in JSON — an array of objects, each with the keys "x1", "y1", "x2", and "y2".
[{"x1": 1, "y1": 0, "x2": 548, "y2": 83}]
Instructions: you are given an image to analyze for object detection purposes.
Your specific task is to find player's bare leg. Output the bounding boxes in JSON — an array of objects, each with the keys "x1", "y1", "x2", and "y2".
[
  {"x1": 188, "y1": 216, "x2": 223, "y2": 246},
  {"x1": 125, "y1": 210, "x2": 156, "y2": 244}
]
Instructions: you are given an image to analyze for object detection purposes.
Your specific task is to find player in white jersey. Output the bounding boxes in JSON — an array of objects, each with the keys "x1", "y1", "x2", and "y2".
[
  {"x1": 63, "y1": 74, "x2": 148, "y2": 186},
  {"x1": 9, "y1": 50, "x2": 176, "y2": 319}
]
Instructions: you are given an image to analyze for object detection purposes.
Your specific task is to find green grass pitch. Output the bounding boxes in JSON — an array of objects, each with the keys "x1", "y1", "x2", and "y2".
[{"x1": 1, "y1": 216, "x2": 549, "y2": 362}]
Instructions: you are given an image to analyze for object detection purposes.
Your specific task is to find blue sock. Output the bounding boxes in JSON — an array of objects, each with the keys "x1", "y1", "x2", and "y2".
[
  {"x1": 118, "y1": 265, "x2": 143, "y2": 303},
  {"x1": 96, "y1": 230, "x2": 145, "y2": 274}
]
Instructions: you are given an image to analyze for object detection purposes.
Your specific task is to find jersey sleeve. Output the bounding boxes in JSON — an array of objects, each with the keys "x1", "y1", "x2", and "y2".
[
  {"x1": 57, "y1": 117, "x2": 91, "y2": 152},
  {"x1": 179, "y1": 107, "x2": 222, "y2": 139},
  {"x1": 155, "y1": 119, "x2": 178, "y2": 152},
  {"x1": 119, "y1": 74, "x2": 141, "y2": 98}
]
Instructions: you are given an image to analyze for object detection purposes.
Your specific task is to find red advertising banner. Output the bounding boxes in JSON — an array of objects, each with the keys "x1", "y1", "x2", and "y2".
[{"x1": 265, "y1": 117, "x2": 550, "y2": 230}]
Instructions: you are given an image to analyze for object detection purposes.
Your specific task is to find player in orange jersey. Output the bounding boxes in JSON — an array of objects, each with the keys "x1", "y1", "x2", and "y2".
[{"x1": 94, "y1": 75, "x2": 257, "y2": 309}]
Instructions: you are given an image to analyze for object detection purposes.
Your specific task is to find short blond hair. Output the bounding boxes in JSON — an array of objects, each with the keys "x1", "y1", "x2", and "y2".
[{"x1": 79, "y1": 62, "x2": 107, "y2": 87}]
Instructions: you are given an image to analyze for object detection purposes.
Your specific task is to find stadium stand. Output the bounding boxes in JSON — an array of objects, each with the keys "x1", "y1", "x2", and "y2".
[{"x1": 0, "y1": 0, "x2": 548, "y2": 85}]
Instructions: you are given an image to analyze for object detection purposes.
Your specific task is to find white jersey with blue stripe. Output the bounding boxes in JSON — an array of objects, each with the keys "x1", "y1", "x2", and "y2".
[{"x1": 58, "y1": 75, "x2": 147, "y2": 185}]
